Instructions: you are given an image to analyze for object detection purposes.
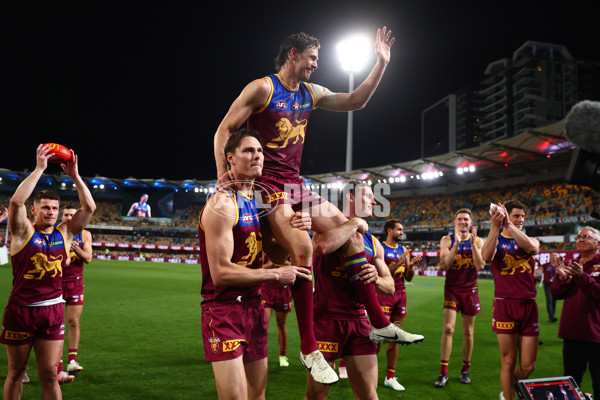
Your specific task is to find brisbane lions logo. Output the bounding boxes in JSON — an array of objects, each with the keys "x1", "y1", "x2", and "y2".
[
  {"x1": 500, "y1": 254, "x2": 532, "y2": 276},
  {"x1": 25, "y1": 253, "x2": 64, "y2": 280},
  {"x1": 451, "y1": 254, "x2": 474, "y2": 270},
  {"x1": 267, "y1": 118, "x2": 307, "y2": 149},
  {"x1": 237, "y1": 232, "x2": 262, "y2": 267}
]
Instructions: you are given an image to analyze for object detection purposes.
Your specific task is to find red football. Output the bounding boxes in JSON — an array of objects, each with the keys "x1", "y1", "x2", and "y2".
[{"x1": 43, "y1": 143, "x2": 72, "y2": 163}]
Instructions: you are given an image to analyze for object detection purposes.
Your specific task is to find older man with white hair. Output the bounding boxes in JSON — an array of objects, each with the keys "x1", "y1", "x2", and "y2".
[{"x1": 551, "y1": 226, "x2": 600, "y2": 400}]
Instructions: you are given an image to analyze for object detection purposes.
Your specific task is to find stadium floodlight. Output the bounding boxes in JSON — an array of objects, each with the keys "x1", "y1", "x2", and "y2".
[
  {"x1": 400, "y1": 176, "x2": 406, "y2": 182},
  {"x1": 337, "y1": 34, "x2": 371, "y2": 172},
  {"x1": 469, "y1": 165, "x2": 475, "y2": 173}
]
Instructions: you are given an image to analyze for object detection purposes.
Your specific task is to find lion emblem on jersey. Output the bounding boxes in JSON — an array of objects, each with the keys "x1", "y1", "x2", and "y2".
[
  {"x1": 451, "y1": 254, "x2": 474, "y2": 270},
  {"x1": 267, "y1": 118, "x2": 307, "y2": 148},
  {"x1": 500, "y1": 254, "x2": 532, "y2": 275},
  {"x1": 24, "y1": 253, "x2": 64, "y2": 280},
  {"x1": 237, "y1": 232, "x2": 262, "y2": 267}
]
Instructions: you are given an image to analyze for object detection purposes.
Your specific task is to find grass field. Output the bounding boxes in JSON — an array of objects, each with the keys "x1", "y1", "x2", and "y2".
[{"x1": 0, "y1": 260, "x2": 592, "y2": 399}]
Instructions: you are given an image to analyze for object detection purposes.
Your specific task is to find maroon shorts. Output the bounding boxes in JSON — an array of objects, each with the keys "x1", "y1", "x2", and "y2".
[
  {"x1": 257, "y1": 174, "x2": 324, "y2": 212},
  {"x1": 0, "y1": 302, "x2": 65, "y2": 345},
  {"x1": 201, "y1": 299, "x2": 268, "y2": 362},
  {"x1": 492, "y1": 298, "x2": 539, "y2": 336},
  {"x1": 313, "y1": 317, "x2": 376, "y2": 362},
  {"x1": 261, "y1": 283, "x2": 292, "y2": 313},
  {"x1": 443, "y1": 286, "x2": 481, "y2": 315},
  {"x1": 377, "y1": 290, "x2": 407, "y2": 318},
  {"x1": 62, "y1": 278, "x2": 85, "y2": 306}
]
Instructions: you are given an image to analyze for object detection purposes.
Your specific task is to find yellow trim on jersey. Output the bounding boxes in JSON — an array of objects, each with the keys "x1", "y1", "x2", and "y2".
[
  {"x1": 384, "y1": 240, "x2": 398, "y2": 249},
  {"x1": 274, "y1": 73, "x2": 298, "y2": 91},
  {"x1": 254, "y1": 76, "x2": 274, "y2": 114},
  {"x1": 10, "y1": 229, "x2": 35, "y2": 256},
  {"x1": 500, "y1": 232, "x2": 514, "y2": 239},
  {"x1": 303, "y1": 81, "x2": 316, "y2": 111},
  {"x1": 460, "y1": 234, "x2": 472, "y2": 242}
]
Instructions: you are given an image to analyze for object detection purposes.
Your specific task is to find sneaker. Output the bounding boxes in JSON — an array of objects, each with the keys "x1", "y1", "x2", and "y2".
[
  {"x1": 67, "y1": 360, "x2": 83, "y2": 372},
  {"x1": 57, "y1": 371, "x2": 74, "y2": 385},
  {"x1": 279, "y1": 355, "x2": 289, "y2": 367},
  {"x1": 369, "y1": 322, "x2": 424, "y2": 345},
  {"x1": 339, "y1": 366, "x2": 348, "y2": 379},
  {"x1": 22, "y1": 373, "x2": 30, "y2": 384},
  {"x1": 460, "y1": 371, "x2": 471, "y2": 384},
  {"x1": 299, "y1": 350, "x2": 339, "y2": 385},
  {"x1": 384, "y1": 376, "x2": 405, "y2": 391},
  {"x1": 434, "y1": 374, "x2": 448, "y2": 388},
  {"x1": 500, "y1": 391, "x2": 506, "y2": 400}
]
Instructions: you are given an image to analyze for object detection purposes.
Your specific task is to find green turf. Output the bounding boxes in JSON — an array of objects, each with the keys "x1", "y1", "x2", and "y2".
[{"x1": 0, "y1": 260, "x2": 593, "y2": 399}]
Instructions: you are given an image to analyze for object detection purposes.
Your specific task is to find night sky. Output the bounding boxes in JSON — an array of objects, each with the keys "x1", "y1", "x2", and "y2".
[{"x1": 2, "y1": 1, "x2": 597, "y2": 182}]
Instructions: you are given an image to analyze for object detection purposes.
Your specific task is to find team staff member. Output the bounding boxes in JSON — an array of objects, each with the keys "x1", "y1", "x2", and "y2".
[
  {"x1": 262, "y1": 254, "x2": 293, "y2": 367},
  {"x1": 435, "y1": 209, "x2": 485, "y2": 388},
  {"x1": 305, "y1": 181, "x2": 397, "y2": 400},
  {"x1": 551, "y1": 227, "x2": 600, "y2": 400},
  {"x1": 0, "y1": 144, "x2": 95, "y2": 399},
  {"x1": 59, "y1": 205, "x2": 93, "y2": 375},
  {"x1": 214, "y1": 28, "x2": 413, "y2": 384},
  {"x1": 199, "y1": 129, "x2": 311, "y2": 399},
  {"x1": 482, "y1": 200, "x2": 540, "y2": 400},
  {"x1": 376, "y1": 219, "x2": 422, "y2": 392}
]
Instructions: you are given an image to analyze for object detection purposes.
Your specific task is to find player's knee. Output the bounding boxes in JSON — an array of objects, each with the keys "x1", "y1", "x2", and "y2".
[
  {"x1": 37, "y1": 365, "x2": 58, "y2": 385},
  {"x1": 521, "y1": 361, "x2": 536, "y2": 377},
  {"x1": 6, "y1": 365, "x2": 28, "y2": 382},
  {"x1": 443, "y1": 323, "x2": 455, "y2": 335}
]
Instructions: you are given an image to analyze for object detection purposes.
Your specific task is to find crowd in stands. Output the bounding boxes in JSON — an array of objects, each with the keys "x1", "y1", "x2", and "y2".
[{"x1": 0, "y1": 180, "x2": 596, "y2": 261}]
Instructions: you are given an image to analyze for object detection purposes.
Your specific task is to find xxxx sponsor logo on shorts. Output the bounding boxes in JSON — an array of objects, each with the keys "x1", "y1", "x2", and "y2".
[
  {"x1": 3, "y1": 330, "x2": 31, "y2": 341},
  {"x1": 380, "y1": 306, "x2": 390, "y2": 313},
  {"x1": 317, "y1": 341, "x2": 339, "y2": 353},
  {"x1": 223, "y1": 339, "x2": 246, "y2": 352},
  {"x1": 495, "y1": 321, "x2": 515, "y2": 330},
  {"x1": 444, "y1": 300, "x2": 457, "y2": 308}
]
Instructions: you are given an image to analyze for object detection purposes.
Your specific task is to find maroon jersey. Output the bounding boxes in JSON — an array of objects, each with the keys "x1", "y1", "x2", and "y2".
[
  {"x1": 313, "y1": 232, "x2": 375, "y2": 320},
  {"x1": 199, "y1": 191, "x2": 262, "y2": 303},
  {"x1": 63, "y1": 231, "x2": 85, "y2": 282},
  {"x1": 491, "y1": 233, "x2": 536, "y2": 299},
  {"x1": 381, "y1": 241, "x2": 408, "y2": 292},
  {"x1": 9, "y1": 228, "x2": 68, "y2": 305},
  {"x1": 551, "y1": 253, "x2": 600, "y2": 343},
  {"x1": 445, "y1": 233, "x2": 478, "y2": 290},
  {"x1": 247, "y1": 74, "x2": 315, "y2": 179}
]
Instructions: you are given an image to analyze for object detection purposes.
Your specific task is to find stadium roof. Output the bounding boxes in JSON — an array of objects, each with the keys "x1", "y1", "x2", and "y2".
[
  {"x1": 0, "y1": 120, "x2": 575, "y2": 195},
  {"x1": 303, "y1": 119, "x2": 574, "y2": 189}
]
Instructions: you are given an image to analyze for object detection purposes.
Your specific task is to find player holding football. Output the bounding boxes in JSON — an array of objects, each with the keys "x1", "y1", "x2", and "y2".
[
  {"x1": 214, "y1": 27, "x2": 421, "y2": 385},
  {"x1": 482, "y1": 200, "x2": 540, "y2": 400},
  {"x1": 199, "y1": 129, "x2": 311, "y2": 399},
  {"x1": 305, "y1": 181, "x2": 396, "y2": 400},
  {"x1": 434, "y1": 209, "x2": 485, "y2": 388},
  {"x1": 58, "y1": 205, "x2": 93, "y2": 376},
  {"x1": 0, "y1": 144, "x2": 95, "y2": 399}
]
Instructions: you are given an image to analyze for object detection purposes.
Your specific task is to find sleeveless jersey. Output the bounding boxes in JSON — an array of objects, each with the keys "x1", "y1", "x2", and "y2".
[
  {"x1": 247, "y1": 74, "x2": 315, "y2": 179},
  {"x1": 135, "y1": 203, "x2": 149, "y2": 217},
  {"x1": 313, "y1": 232, "x2": 376, "y2": 320},
  {"x1": 199, "y1": 191, "x2": 262, "y2": 303},
  {"x1": 491, "y1": 233, "x2": 536, "y2": 299},
  {"x1": 9, "y1": 228, "x2": 68, "y2": 305},
  {"x1": 445, "y1": 233, "x2": 478, "y2": 290},
  {"x1": 63, "y1": 231, "x2": 85, "y2": 282},
  {"x1": 381, "y1": 241, "x2": 408, "y2": 292}
]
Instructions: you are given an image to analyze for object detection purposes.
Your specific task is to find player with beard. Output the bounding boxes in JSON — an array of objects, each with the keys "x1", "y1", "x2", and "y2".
[
  {"x1": 434, "y1": 208, "x2": 485, "y2": 388},
  {"x1": 376, "y1": 219, "x2": 423, "y2": 392},
  {"x1": 482, "y1": 200, "x2": 540, "y2": 400},
  {"x1": 214, "y1": 27, "x2": 422, "y2": 385}
]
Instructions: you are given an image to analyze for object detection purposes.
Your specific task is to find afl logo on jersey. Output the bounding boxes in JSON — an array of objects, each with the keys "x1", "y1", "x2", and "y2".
[
  {"x1": 241, "y1": 213, "x2": 253, "y2": 223},
  {"x1": 34, "y1": 238, "x2": 45, "y2": 246},
  {"x1": 275, "y1": 100, "x2": 287, "y2": 110}
]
